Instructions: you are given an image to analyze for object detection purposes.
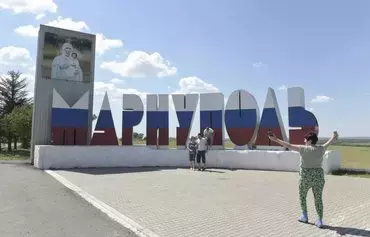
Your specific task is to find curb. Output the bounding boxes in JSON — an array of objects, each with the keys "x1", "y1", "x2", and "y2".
[
  {"x1": 337, "y1": 168, "x2": 370, "y2": 173},
  {"x1": 45, "y1": 170, "x2": 160, "y2": 237}
]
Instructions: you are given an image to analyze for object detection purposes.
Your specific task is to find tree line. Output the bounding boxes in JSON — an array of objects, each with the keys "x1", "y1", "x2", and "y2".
[{"x1": 0, "y1": 71, "x2": 32, "y2": 151}]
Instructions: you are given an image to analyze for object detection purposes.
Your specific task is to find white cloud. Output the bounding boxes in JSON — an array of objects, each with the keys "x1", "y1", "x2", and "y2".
[
  {"x1": 94, "y1": 81, "x2": 146, "y2": 101},
  {"x1": 252, "y1": 61, "x2": 267, "y2": 69},
  {"x1": 14, "y1": 25, "x2": 39, "y2": 37},
  {"x1": 310, "y1": 95, "x2": 334, "y2": 103},
  {"x1": 109, "y1": 78, "x2": 125, "y2": 84},
  {"x1": 14, "y1": 17, "x2": 123, "y2": 55},
  {"x1": 36, "y1": 13, "x2": 45, "y2": 20},
  {"x1": 14, "y1": 16, "x2": 89, "y2": 37},
  {"x1": 0, "y1": 46, "x2": 32, "y2": 66},
  {"x1": 0, "y1": 0, "x2": 57, "y2": 15},
  {"x1": 278, "y1": 85, "x2": 287, "y2": 91},
  {"x1": 46, "y1": 16, "x2": 90, "y2": 32},
  {"x1": 96, "y1": 33, "x2": 123, "y2": 55},
  {"x1": 101, "y1": 51, "x2": 177, "y2": 78},
  {"x1": 175, "y1": 76, "x2": 219, "y2": 94}
]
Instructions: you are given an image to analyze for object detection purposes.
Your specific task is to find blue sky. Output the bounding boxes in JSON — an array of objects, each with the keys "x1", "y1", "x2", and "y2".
[{"x1": 1, "y1": 0, "x2": 370, "y2": 138}]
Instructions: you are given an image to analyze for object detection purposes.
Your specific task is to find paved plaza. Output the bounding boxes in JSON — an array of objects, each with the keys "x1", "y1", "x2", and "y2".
[{"x1": 54, "y1": 167, "x2": 370, "y2": 237}]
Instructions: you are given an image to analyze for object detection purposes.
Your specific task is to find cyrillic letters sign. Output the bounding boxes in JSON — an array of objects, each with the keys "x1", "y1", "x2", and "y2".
[{"x1": 51, "y1": 86, "x2": 318, "y2": 148}]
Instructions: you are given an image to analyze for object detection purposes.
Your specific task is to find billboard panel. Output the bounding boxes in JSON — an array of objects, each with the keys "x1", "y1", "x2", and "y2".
[{"x1": 30, "y1": 25, "x2": 96, "y2": 162}]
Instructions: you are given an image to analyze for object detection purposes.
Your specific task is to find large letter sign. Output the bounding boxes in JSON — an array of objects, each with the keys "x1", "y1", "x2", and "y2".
[
  {"x1": 91, "y1": 93, "x2": 118, "y2": 145},
  {"x1": 146, "y1": 94, "x2": 169, "y2": 147},
  {"x1": 172, "y1": 94, "x2": 199, "y2": 147},
  {"x1": 49, "y1": 86, "x2": 319, "y2": 148},
  {"x1": 122, "y1": 94, "x2": 144, "y2": 145},
  {"x1": 288, "y1": 87, "x2": 318, "y2": 144},
  {"x1": 225, "y1": 90, "x2": 259, "y2": 146},
  {"x1": 200, "y1": 93, "x2": 224, "y2": 147},
  {"x1": 255, "y1": 88, "x2": 287, "y2": 146},
  {"x1": 51, "y1": 89, "x2": 89, "y2": 145}
]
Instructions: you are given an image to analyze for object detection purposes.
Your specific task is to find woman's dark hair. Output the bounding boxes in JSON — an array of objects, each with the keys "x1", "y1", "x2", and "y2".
[
  {"x1": 304, "y1": 132, "x2": 318, "y2": 145},
  {"x1": 72, "y1": 52, "x2": 77, "y2": 57}
]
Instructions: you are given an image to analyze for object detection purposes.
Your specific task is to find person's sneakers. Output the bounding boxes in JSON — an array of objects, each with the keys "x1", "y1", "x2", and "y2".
[
  {"x1": 298, "y1": 213, "x2": 308, "y2": 223},
  {"x1": 315, "y1": 219, "x2": 323, "y2": 228}
]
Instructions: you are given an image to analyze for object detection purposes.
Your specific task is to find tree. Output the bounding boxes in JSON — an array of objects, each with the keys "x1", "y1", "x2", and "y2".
[
  {"x1": 0, "y1": 71, "x2": 31, "y2": 151},
  {"x1": 0, "y1": 116, "x2": 7, "y2": 151},
  {"x1": 8, "y1": 104, "x2": 33, "y2": 149}
]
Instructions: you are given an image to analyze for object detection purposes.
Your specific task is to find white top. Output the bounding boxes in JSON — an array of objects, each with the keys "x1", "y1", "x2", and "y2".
[
  {"x1": 199, "y1": 93, "x2": 224, "y2": 111},
  {"x1": 225, "y1": 90, "x2": 259, "y2": 110},
  {"x1": 197, "y1": 137, "x2": 208, "y2": 151},
  {"x1": 288, "y1": 87, "x2": 305, "y2": 107},
  {"x1": 203, "y1": 128, "x2": 214, "y2": 138}
]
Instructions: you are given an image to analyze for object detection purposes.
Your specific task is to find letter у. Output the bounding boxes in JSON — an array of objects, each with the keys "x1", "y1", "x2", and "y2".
[
  {"x1": 200, "y1": 93, "x2": 224, "y2": 147},
  {"x1": 172, "y1": 94, "x2": 199, "y2": 147}
]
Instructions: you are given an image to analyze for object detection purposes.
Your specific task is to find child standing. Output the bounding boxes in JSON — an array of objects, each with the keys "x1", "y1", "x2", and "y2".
[{"x1": 187, "y1": 136, "x2": 198, "y2": 170}]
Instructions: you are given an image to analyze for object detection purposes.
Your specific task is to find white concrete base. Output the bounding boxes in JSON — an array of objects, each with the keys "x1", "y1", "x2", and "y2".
[{"x1": 34, "y1": 145, "x2": 341, "y2": 174}]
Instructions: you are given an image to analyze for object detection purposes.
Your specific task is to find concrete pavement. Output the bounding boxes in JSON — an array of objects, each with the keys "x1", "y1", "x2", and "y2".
[
  {"x1": 54, "y1": 167, "x2": 370, "y2": 237},
  {"x1": 0, "y1": 163, "x2": 137, "y2": 237}
]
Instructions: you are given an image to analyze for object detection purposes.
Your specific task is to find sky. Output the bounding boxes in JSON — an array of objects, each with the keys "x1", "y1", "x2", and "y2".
[{"x1": 0, "y1": 0, "x2": 370, "y2": 138}]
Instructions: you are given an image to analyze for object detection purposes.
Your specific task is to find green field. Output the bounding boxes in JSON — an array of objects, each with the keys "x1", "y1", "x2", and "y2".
[{"x1": 329, "y1": 145, "x2": 370, "y2": 169}]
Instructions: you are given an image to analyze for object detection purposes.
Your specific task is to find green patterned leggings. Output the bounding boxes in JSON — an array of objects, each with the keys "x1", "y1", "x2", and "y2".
[{"x1": 299, "y1": 168, "x2": 325, "y2": 219}]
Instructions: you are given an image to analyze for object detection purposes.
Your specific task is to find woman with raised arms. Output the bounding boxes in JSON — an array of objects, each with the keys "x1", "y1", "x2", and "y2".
[{"x1": 268, "y1": 130, "x2": 339, "y2": 228}]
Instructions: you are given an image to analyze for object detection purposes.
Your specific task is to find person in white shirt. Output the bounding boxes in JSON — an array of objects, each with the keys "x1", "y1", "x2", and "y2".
[
  {"x1": 196, "y1": 133, "x2": 208, "y2": 171},
  {"x1": 203, "y1": 127, "x2": 214, "y2": 149}
]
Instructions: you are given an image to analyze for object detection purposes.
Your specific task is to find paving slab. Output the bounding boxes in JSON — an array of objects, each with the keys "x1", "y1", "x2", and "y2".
[{"x1": 55, "y1": 168, "x2": 370, "y2": 237}]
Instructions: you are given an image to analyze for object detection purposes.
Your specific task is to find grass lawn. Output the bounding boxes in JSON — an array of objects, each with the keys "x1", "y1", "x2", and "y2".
[{"x1": 0, "y1": 149, "x2": 30, "y2": 160}]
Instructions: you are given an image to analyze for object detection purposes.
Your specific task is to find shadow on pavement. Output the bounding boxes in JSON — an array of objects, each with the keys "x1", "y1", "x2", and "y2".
[
  {"x1": 59, "y1": 167, "x2": 227, "y2": 175},
  {"x1": 323, "y1": 225, "x2": 370, "y2": 236},
  {"x1": 200, "y1": 169, "x2": 225, "y2": 174}
]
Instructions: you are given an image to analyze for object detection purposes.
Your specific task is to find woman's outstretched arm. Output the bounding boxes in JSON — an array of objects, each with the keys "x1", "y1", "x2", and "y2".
[
  {"x1": 322, "y1": 131, "x2": 339, "y2": 149},
  {"x1": 268, "y1": 134, "x2": 302, "y2": 152}
]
